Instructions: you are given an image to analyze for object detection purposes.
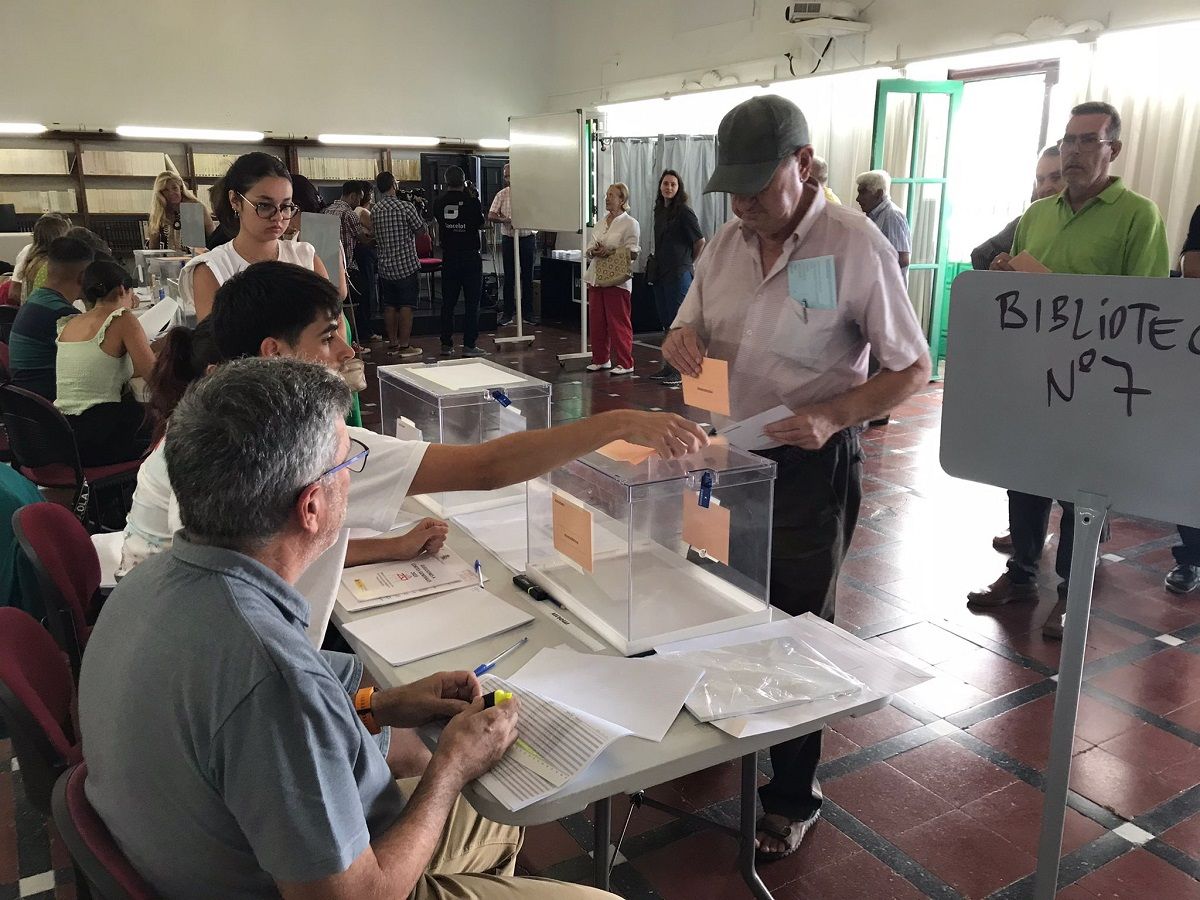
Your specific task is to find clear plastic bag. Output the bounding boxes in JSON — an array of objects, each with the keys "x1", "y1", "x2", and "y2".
[{"x1": 662, "y1": 636, "x2": 865, "y2": 721}]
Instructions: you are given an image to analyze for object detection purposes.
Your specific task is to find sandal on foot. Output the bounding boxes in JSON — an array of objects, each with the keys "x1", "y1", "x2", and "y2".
[{"x1": 755, "y1": 812, "x2": 817, "y2": 862}]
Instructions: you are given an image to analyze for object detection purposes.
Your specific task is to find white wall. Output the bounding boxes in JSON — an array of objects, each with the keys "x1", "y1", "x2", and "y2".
[
  {"x1": 0, "y1": 0, "x2": 552, "y2": 140},
  {"x1": 546, "y1": 0, "x2": 1200, "y2": 108}
]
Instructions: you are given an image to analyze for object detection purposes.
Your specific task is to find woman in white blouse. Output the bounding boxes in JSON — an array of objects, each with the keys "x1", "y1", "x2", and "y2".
[{"x1": 584, "y1": 183, "x2": 640, "y2": 375}]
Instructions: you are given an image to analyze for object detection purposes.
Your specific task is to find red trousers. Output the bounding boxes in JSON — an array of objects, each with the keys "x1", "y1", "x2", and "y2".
[{"x1": 588, "y1": 285, "x2": 634, "y2": 368}]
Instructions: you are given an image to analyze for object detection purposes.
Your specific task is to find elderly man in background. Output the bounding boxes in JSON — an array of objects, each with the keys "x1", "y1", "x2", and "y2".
[
  {"x1": 664, "y1": 95, "x2": 930, "y2": 861},
  {"x1": 855, "y1": 169, "x2": 911, "y2": 278},
  {"x1": 80, "y1": 356, "x2": 618, "y2": 900}
]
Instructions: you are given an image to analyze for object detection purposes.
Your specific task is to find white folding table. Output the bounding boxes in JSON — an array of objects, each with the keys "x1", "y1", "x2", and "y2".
[{"x1": 333, "y1": 507, "x2": 915, "y2": 897}]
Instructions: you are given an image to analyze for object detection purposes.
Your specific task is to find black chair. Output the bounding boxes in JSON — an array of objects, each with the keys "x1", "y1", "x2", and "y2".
[
  {"x1": 0, "y1": 383, "x2": 141, "y2": 529},
  {"x1": 0, "y1": 304, "x2": 18, "y2": 343}
]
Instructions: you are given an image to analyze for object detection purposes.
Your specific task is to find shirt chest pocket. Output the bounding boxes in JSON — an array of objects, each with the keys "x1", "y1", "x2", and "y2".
[{"x1": 769, "y1": 301, "x2": 839, "y2": 368}]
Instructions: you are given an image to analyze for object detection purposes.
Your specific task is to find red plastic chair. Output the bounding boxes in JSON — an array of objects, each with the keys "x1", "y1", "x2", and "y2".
[
  {"x1": 416, "y1": 232, "x2": 442, "y2": 308},
  {"x1": 0, "y1": 608, "x2": 82, "y2": 815},
  {"x1": 13, "y1": 502, "x2": 103, "y2": 680},
  {"x1": 0, "y1": 383, "x2": 141, "y2": 528},
  {"x1": 53, "y1": 763, "x2": 159, "y2": 900}
]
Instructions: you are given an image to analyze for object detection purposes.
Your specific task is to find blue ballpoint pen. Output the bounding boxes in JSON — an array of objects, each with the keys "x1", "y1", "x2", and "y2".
[
  {"x1": 473, "y1": 636, "x2": 529, "y2": 677},
  {"x1": 474, "y1": 559, "x2": 485, "y2": 587}
]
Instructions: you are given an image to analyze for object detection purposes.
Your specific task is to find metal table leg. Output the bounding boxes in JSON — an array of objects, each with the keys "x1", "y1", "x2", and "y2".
[
  {"x1": 593, "y1": 795, "x2": 611, "y2": 891},
  {"x1": 739, "y1": 753, "x2": 773, "y2": 900}
]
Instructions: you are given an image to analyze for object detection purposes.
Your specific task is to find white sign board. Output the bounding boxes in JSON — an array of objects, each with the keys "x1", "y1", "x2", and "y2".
[
  {"x1": 509, "y1": 111, "x2": 585, "y2": 233},
  {"x1": 941, "y1": 271, "x2": 1200, "y2": 527},
  {"x1": 179, "y1": 202, "x2": 206, "y2": 249},
  {"x1": 299, "y1": 213, "x2": 343, "y2": 288}
]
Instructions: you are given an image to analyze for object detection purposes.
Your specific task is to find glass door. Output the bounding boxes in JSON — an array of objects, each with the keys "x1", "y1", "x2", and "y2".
[{"x1": 871, "y1": 79, "x2": 962, "y2": 377}]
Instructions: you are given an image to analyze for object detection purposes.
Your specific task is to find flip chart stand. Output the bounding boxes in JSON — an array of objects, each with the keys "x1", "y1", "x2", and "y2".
[
  {"x1": 494, "y1": 232, "x2": 535, "y2": 349},
  {"x1": 1034, "y1": 492, "x2": 1108, "y2": 899}
]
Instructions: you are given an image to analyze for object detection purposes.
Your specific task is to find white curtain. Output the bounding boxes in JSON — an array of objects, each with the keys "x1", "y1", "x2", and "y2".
[
  {"x1": 658, "y1": 135, "x2": 730, "y2": 241},
  {"x1": 610, "y1": 138, "x2": 657, "y2": 272}
]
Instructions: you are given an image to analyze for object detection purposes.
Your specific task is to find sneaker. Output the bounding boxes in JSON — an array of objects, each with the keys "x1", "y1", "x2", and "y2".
[
  {"x1": 648, "y1": 366, "x2": 673, "y2": 381},
  {"x1": 522, "y1": 317, "x2": 539, "y2": 327},
  {"x1": 1165, "y1": 563, "x2": 1200, "y2": 594},
  {"x1": 662, "y1": 373, "x2": 683, "y2": 386},
  {"x1": 462, "y1": 346, "x2": 488, "y2": 357},
  {"x1": 439, "y1": 344, "x2": 455, "y2": 357},
  {"x1": 396, "y1": 345, "x2": 422, "y2": 359},
  {"x1": 497, "y1": 317, "x2": 515, "y2": 327},
  {"x1": 586, "y1": 361, "x2": 612, "y2": 372},
  {"x1": 610, "y1": 366, "x2": 635, "y2": 376}
]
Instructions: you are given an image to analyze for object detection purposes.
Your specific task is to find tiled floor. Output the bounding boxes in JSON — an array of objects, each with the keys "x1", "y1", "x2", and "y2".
[{"x1": 4, "y1": 322, "x2": 1199, "y2": 899}]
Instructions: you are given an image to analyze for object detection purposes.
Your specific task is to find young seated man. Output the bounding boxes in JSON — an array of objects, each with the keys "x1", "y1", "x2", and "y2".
[
  {"x1": 121, "y1": 260, "x2": 706, "y2": 643},
  {"x1": 8, "y1": 236, "x2": 93, "y2": 400},
  {"x1": 79, "y1": 357, "x2": 618, "y2": 898}
]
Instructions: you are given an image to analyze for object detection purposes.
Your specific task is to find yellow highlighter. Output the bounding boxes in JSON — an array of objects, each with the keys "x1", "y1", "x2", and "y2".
[{"x1": 483, "y1": 690, "x2": 513, "y2": 709}]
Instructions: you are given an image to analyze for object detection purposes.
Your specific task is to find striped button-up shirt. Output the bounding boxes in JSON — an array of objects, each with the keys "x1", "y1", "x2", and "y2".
[{"x1": 372, "y1": 195, "x2": 424, "y2": 280}]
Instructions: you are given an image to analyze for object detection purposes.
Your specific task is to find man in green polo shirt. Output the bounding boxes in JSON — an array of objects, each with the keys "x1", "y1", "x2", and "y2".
[{"x1": 966, "y1": 101, "x2": 1170, "y2": 637}]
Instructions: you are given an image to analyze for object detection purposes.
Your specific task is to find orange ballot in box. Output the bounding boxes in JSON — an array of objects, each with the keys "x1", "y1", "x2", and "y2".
[
  {"x1": 596, "y1": 440, "x2": 657, "y2": 465},
  {"x1": 551, "y1": 490, "x2": 594, "y2": 573},
  {"x1": 682, "y1": 492, "x2": 731, "y2": 566},
  {"x1": 682, "y1": 357, "x2": 731, "y2": 417}
]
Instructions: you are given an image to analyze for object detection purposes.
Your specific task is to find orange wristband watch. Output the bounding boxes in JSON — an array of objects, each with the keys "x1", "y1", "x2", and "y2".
[{"x1": 353, "y1": 687, "x2": 381, "y2": 735}]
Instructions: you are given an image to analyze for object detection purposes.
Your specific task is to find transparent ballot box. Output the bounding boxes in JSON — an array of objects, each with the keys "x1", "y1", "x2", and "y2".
[
  {"x1": 377, "y1": 359, "x2": 552, "y2": 518},
  {"x1": 526, "y1": 442, "x2": 776, "y2": 655}
]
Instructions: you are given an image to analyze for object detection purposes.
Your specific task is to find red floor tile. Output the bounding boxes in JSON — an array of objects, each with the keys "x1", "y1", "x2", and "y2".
[
  {"x1": 1162, "y1": 812, "x2": 1200, "y2": 860},
  {"x1": 876, "y1": 621, "x2": 983, "y2": 666},
  {"x1": 629, "y1": 829, "x2": 763, "y2": 900},
  {"x1": 935, "y1": 646, "x2": 1046, "y2": 697},
  {"x1": 959, "y1": 780, "x2": 1106, "y2": 857},
  {"x1": 897, "y1": 674, "x2": 993, "y2": 717},
  {"x1": 1169, "y1": 700, "x2": 1200, "y2": 733},
  {"x1": 830, "y1": 585, "x2": 906, "y2": 629},
  {"x1": 823, "y1": 762, "x2": 954, "y2": 843},
  {"x1": 664, "y1": 760, "x2": 743, "y2": 811},
  {"x1": 966, "y1": 694, "x2": 1097, "y2": 770},
  {"x1": 892, "y1": 809, "x2": 1037, "y2": 898},
  {"x1": 780, "y1": 849, "x2": 927, "y2": 900},
  {"x1": 887, "y1": 738, "x2": 1018, "y2": 808},
  {"x1": 515, "y1": 821, "x2": 583, "y2": 874},
  {"x1": 1097, "y1": 723, "x2": 1200, "y2": 775},
  {"x1": 1071, "y1": 848, "x2": 1200, "y2": 898},
  {"x1": 828, "y1": 705, "x2": 922, "y2": 747},
  {"x1": 1069, "y1": 745, "x2": 1195, "y2": 820},
  {"x1": 819, "y1": 729, "x2": 861, "y2": 764},
  {"x1": 1090, "y1": 659, "x2": 1200, "y2": 717}
]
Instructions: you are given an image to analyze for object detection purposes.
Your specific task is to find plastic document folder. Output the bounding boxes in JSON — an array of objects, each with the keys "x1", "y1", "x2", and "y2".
[{"x1": 341, "y1": 587, "x2": 532, "y2": 666}]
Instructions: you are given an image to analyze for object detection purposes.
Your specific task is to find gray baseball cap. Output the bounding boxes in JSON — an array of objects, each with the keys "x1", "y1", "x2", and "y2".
[{"x1": 704, "y1": 95, "x2": 811, "y2": 195}]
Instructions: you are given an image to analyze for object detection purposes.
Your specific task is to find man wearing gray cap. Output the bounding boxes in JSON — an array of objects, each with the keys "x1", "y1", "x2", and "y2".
[{"x1": 663, "y1": 95, "x2": 931, "y2": 860}]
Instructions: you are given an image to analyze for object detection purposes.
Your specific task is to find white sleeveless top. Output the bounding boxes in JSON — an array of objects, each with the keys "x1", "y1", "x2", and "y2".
[{"x1": 179, "y1": 240, "x2": 318, "y2": 315}]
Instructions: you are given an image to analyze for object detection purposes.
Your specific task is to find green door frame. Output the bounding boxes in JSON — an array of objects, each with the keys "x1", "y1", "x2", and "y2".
[{"x1": 870, "y1": 79, "x2": 962, "y2": 377}]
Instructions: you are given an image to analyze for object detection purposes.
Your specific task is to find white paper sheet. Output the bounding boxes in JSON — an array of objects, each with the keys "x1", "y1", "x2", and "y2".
[
  {"x1": 453, "y1": 505, "x2": 528, "y2": 573},
  {"x1": 656, "y1": 614, "x2": 936, "y2": 738},
  {"x1": 473, "y1": 675, "x2": 627, "y2": 810},
  {"x1": 92, "y1": 531, "x2": 125, "y2": 589},
  {"x1": 509, "y1": 647, "x2": 704, "y2": 741},
  {"x1": 136, "y1": 297, "x2": 181, "y2": 338},
  {"x1": 717, "y1": 404, "x2": 791, "y2": 452},
  {"x1": 341, "y1": 586, "x2": 533, "y2": 666},
  {"x1": 338, "y1": 548, "x2": 478, "y2": 611},
  {"x1": 408, "y1": 362, "x2": 527, "y2": 391}
]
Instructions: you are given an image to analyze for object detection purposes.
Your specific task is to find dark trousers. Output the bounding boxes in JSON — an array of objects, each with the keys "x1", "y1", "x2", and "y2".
[
  {"x1": 353, "y1": 244, "x2": 378, "y2": 321},
  {"x1": 1173, "y1": 525, "x2": 1200, "y2": 567},
  {"x1": 66, "y1": 396, "x2": 152, "y2": 467},
  {"x1": 1006, "y1": 492, "x2": 1075, "y2": 589},
  {"x1": 501, "y1": 234, "x2": 535, "y2": 320},
  {"x1": 755, "y1": 430, "x2": 863, "y2": 821},
  {"x1": 440, "y1": 256, "x2": 483, "y2": 349}
]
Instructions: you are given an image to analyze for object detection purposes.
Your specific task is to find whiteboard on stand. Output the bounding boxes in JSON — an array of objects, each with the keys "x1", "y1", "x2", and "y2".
[
  {"x1": 509, "y1": 111, "x2": 585, "y2": 233},
  {"x1": 940, "y1": 271, "x2": 1200, "y2": 528}
]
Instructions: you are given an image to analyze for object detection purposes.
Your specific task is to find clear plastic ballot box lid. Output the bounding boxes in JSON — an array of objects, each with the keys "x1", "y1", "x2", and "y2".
[
  {"x1": 527, "y1": 440, "x2": 777, "y2": 655},
  {"x1": 377, "y1": 360, "x2": 552, "y2": 518}
]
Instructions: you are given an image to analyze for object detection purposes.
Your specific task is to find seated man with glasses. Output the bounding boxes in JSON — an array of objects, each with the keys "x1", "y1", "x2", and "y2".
[
  {"x1": 80, "y1": 356, "x2": 619, "y2": 899},
  {"x1": 967, "y1": 100, "x2": 1169, "y2": 638}
]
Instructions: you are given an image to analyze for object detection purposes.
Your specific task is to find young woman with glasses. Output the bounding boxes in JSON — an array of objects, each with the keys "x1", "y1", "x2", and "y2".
[{"x1": 183, "y1": 152, "x2": 346, "y2": 321}]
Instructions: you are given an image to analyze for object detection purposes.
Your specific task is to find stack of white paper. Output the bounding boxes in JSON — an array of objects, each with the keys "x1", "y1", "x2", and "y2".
[
  {"x1": 341, "y1": 587, "x2": 532, "y2": 666},
  {"x1": 453, "y1": 505, "x2": 529, "y2": 574},
  {"x1": 338, "y1": 548, "x2": 479, "y2": 612}
]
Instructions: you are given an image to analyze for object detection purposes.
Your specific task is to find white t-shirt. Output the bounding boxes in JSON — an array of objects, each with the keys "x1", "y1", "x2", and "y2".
[
  {"x1": 10, "y1": 244, "x2": 31, "y2": 285},
  {"x1": 179, "y1": 239, "x2": 318, "y2": 316},
  {"x1": 119, "y1": 426, "x2": 429, "y2": 646},
  {"x1": 585, "y1": 211, "x2": 641, "y2": 292}
]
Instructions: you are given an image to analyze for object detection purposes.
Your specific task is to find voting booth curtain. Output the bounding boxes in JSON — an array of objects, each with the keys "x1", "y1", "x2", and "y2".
[{"x1": 611, "y1": 135, "x2": 730, "y2": 273}]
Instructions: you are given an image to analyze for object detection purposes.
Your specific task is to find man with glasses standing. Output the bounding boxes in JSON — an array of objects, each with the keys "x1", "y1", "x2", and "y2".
[{"x1": 966, "y1": 101, "x2": 1169, "y2": 638}]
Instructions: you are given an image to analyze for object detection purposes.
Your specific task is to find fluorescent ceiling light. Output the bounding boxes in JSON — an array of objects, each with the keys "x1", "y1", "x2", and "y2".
[
  {"x1": 476, "y1": 138, "x2": 510, "y2": 149},
  {"x1": 318, "y1": 133, "x2": 441, "y2": 147},
  {"x1": 0, "y1": 123, "x2": 47, "y2": 135},
  {"x1": 116, "y1": 125, "x2": 264, "y2": 141}
]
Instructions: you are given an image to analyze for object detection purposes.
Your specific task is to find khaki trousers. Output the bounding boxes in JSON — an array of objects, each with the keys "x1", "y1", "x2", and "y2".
[{"x1": 400, "y1": 780, "x2": 616, "y2": 900}]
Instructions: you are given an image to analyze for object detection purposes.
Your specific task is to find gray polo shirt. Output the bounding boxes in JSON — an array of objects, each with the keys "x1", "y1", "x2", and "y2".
[{"x1": 79, "y1": 534, "x2": 406, "y2": 898}]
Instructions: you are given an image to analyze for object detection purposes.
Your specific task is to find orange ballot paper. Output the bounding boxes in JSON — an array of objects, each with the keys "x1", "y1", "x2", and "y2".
[
  {"x1": 681, "y1": 493, "x2": 730, "y2": 566},
  {"x1": 552, "y1": 491, "x2": 594, "y2": 573},
  {"x1": 596, "y1": 440, "x2": 657, "y2": 465},
  {"x1": 682, "y1": 356, "x2": 731, "y2": 416},
  {"x1": 1009, "y1": 251, "x2": 1051, "y2": 273}
]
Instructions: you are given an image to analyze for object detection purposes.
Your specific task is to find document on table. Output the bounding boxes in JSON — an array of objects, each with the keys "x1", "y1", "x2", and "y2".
[
  {"x1": 453, "y1": 504, "x2": 528, "y2": 573},
  {"x1": 137, "y1": 297, "x2": 180, "y2": 338},
  {"x1": 656, "y1": 614, "x2": 936, "y2": 737},
  {"x1": 339, "y1": 547, "x2": 479, "y2": 611},
  {"x1": 716, "y1": 404, "x2": 791, "y2": 452},
  {"x1": 474, "y1": 674, "x2": 628, "y2": 810},
  {"x1": 341, "y1": 587, "x2": 533, "y2": 666},
  {"x1": 509, "y1": 646, "x2": 704, "y2": 741},
  {"x1": 682, "y1": 356, "x2": 731, "y2": 416}
]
